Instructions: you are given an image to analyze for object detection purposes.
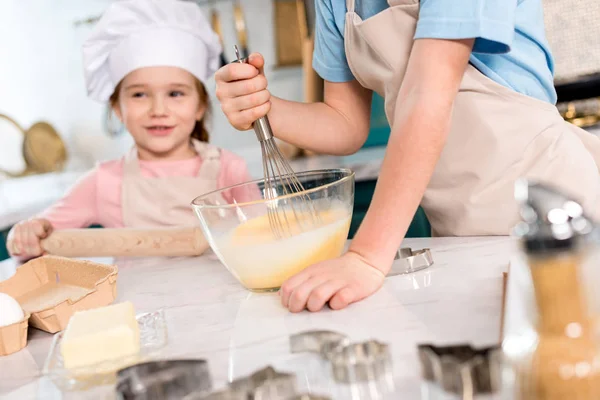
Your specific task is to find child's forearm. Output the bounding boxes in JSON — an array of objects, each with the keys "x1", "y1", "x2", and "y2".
[
  {"x1": 349, "y1": 38, "x2": 473, "y2": 273},
  {"x1": 267, "y1": 81, "x2": 372, "y2": 155},
  {"x1": 348, "y1": 97, "x2": 450, "y2": 272}
]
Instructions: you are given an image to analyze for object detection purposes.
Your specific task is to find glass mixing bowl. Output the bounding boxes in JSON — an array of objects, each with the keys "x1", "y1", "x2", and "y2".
[{"x1": 191, "y1": 169, "x2": 355, "y2": 292}]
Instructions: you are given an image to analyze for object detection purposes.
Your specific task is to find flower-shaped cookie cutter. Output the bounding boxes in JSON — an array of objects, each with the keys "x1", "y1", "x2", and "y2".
[
  {"x1": 290, "y1": 331, "x2": 393, "y2": 385},
  {"x1": 329, "y1": 341, "x2": 393, "y2": 384}
]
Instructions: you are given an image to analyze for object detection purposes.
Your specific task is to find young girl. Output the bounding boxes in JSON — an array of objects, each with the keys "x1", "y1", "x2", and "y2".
[
  {"x1": 7, "y1": 0, "x2": 252, "y2": 259},
  {"x1": 216, "y1": 0, "x2": 600, "y2": 313}
]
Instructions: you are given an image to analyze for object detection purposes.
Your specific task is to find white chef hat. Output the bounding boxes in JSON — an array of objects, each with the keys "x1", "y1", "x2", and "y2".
[{"x1": 82, "y1": 0, "x2": 222, "y2": 102}]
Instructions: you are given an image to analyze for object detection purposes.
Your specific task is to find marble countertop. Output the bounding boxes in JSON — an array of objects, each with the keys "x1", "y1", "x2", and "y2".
[
  {"x1": 0, "y1": 236, "x2": 516, "y2": 400},
  {"x1": 0, "y1": 146, "x2": 385, "y2": 231}
]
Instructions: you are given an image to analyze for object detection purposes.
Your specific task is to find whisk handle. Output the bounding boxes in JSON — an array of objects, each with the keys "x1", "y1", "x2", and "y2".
[
  {"x1": 253, "y1": 116, "x2": 274, "y2": 142},
  {"x1": 231, "y1": 45, "x2": 275, "y2": 143}
]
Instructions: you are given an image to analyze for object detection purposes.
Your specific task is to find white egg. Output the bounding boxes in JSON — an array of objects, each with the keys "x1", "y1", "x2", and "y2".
[{"x1": 0, "y1": 292, "x2": 25, "y2": 327}]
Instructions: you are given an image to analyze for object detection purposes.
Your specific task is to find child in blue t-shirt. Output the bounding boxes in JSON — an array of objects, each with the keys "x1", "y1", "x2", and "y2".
[{"x1": 213, "y1": 0, "x2": 600, "y2": 313}]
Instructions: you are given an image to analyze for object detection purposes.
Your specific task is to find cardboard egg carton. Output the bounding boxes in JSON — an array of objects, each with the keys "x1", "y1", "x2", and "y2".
[
  {"x1": 0, "y1": 312, "x2": 29, "y2": 356},
  {"x1": 0, "y1": 255, "x2": 117, "y2": 356}
]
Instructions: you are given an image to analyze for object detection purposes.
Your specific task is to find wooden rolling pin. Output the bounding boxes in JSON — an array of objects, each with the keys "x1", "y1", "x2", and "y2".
[{"x1": 40, "y1": 227, "x2": 209, "y2": 257}]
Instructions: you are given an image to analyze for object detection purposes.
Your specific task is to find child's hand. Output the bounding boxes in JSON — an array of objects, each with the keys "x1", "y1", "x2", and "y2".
[
  {"x1": 6, "y1": 218, "x2": 53, "y2": 259},
  {"x1": 215, "y1": 52, "x2": 271, "y2": 131},
  {"x1": 279, "y1": 251, "x2": 386, "y2": 313}
]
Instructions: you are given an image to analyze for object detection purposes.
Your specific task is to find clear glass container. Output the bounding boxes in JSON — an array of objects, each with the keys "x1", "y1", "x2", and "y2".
[
  {"x1": 43, "y1": 309, "x2": 168, "y2": 391},
  {"x1": 508, "y1": 249, "x2": 600, "y2": 399},
  {"x1": 503, "y1": 180, "x2": 600, "y2": 399},
  {"x1": 191, "y1": 169, "x2": 355, "y2": 292}
]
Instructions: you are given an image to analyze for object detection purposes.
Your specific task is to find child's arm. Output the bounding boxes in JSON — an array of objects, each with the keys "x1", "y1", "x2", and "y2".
[
  {"x1": 37, "y1": 170, "x2": 99, "y2": 229},
  {"x1": 215, "y1": 54, "x2": 373, "y2": 156},
  {"x1": 279, "y1": 38, "x2": 476, "y2": 312},
  {"x1": 350, "y1": 38, "x2": 475, "y2": 268},
  {"x1": 7, "y1": 170, "x2": 99, "y2": 259}
]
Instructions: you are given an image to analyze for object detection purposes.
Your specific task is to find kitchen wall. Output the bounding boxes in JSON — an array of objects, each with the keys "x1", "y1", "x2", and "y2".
[{"x1": 0, "y1": 0, "x2": 304, "y2": 172}]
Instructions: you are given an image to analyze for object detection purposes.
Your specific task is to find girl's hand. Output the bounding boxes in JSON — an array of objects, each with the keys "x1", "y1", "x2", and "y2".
[
  {"x1": 7, "y1": 218, "x2": 53, "y2": 259},
  {"x1": 215, "y1": 53, "x2": 271, "y2": 131},
  {"x1": 279, "y1": 251, "x2": 386, "y2": 313}
]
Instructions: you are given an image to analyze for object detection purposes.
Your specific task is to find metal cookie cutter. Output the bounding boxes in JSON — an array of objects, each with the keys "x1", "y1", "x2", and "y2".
[
  {"x1": 116, "y1": 359, "x2": 212, "y2": 400},
  {"x1": 228, "y1": 366, "x2": 298, "y2": 400},
  {"x1": 290, "y1": 330, "x2": 351, "y2": 360},
  {"x1": 417, "y1": 344, "x2": 502, "y2": 397},
  {"x1": 330, "y1": 340, "x2": 393, "y2": 384},
  {"x1": 197, "y1": 390, "x2": 247, "y2": 400},
  {"x1": 387, "y1": 248, "x2": 433, "y2": 276}
]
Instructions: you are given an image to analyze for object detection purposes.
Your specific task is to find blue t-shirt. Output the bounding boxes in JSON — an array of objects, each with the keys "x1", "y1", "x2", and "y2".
[{"x1": 313, "y1": 0, "x2": 557, "y2": 104}]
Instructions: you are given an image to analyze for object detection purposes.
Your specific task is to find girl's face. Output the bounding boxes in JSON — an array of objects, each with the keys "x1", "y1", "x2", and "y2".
[{"x1": 113, "y1": 66, "x2": 205, "y2": 160}]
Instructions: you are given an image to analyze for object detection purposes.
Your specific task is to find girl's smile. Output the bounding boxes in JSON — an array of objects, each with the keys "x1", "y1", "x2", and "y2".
[{"x1": 145, "y1": 125, "x2": 176, "y2": 137}]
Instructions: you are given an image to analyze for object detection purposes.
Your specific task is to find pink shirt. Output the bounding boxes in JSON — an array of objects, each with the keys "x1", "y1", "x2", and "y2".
[{"x1": 39, "y1": 149, "x2": 253, "y2": 229}]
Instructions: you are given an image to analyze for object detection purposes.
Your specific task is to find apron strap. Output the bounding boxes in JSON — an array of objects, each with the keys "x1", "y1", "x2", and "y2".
[
  {"x1": 192, "y1": 139, "x2": 221, "y2": 182},
  {"x1": 122, "y1": 145, "x2": 141, "y2": 176},
  {"x1": 121, "y1": 146, "x2": 139, "y2": 228},
  {"x1": 346, "y1": 0, "x2": 356, "y2": 13}
]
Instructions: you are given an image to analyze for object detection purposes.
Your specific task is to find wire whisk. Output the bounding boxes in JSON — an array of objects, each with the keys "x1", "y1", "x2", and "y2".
[{"x1": 233, "y1": 45, "x2": 319, "y2": 239}]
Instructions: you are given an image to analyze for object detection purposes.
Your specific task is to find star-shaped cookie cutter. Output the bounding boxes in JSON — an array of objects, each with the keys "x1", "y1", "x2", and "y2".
[
  {"x1": 290, "y1": 330, "x2": 351, "y2": 360},
  {"x1": 198, "y1": 366, "x2": 332, "y2": 400},
  {"x1": 195, "y1": 389, "x2": 247, "y2": 400},
  {"x1": 228, "y1": 366, "x2": 297, "y2": 400}
]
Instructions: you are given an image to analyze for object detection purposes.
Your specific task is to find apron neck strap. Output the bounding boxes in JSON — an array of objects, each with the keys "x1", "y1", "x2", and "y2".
[
  {"x1": 123, "y1": 146, "x2": 141, "y2": 175},
  {"x1": 192, "y1": 139, "x2": 221, "y2": 180},
  {"x1": 346, "y1": 0, "x2": 356, "y2": 13},
  {"x1": 122, "y1": 140, "x2": 221, "y2": 179}
]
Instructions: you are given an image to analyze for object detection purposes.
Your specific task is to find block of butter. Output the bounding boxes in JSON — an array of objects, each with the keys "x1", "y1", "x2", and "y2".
[{"x1": 60, "y1": 301, "x2": 140, "y2": 370}]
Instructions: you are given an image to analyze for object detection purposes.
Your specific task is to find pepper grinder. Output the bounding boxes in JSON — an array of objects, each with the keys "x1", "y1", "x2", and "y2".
[{"x1": 511, "y1": 179, "x2": 600, "y2": 399}]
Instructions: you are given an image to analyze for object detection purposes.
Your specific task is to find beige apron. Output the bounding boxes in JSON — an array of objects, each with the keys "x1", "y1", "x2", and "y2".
[
  {"x1": 122, "y1": 139, "x2": 225, "y2": 227},
  {"x1": 344, "y1": 0, "x2": 600, "y2": 236}
]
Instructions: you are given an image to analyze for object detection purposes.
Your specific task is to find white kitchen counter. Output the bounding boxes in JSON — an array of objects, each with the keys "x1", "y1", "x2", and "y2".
[{"x1": 0, "y1": 236, "x2": 515, "y2": 400}]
